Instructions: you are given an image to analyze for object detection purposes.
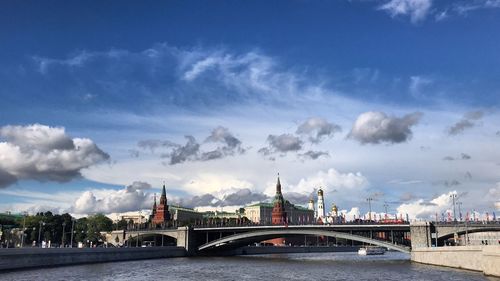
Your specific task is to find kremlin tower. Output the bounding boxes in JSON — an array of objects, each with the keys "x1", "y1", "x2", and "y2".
[
  {"x1": 317, "y1": 187, "x2": 325, "y2": 221},
  {"x1": 151, "y1": 183, "x2": 171, "y2": 226},
  {"x1": 271, "y1": 174, "x2": 287, "y2": 225}
]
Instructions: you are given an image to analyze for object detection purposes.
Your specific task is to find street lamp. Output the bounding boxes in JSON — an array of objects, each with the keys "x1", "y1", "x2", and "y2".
[
  {"x1": 450, "y1": 194, "x2": 458, "y2": 222},
  {"x1": 366, "y1": 198, "x2": 373, "y2": 221},
  {"x1": 457, "y1": 202, "x2": 463, "y2": 222},
  {"x1": 21, "y1": 212, "x2": 27, "y2": 248},
  {"x1": 70, "y1": 218, "x2": 75, "y2": 248},
  {"x1": 62, "y1": 222, "x2": 66, "y2": 247},
  {"x1": 38, "y1": 221, "x2": 45, "y2": 247},
  {"x1": 383, "y1": 202, "x2": 389, "y2": 220}
]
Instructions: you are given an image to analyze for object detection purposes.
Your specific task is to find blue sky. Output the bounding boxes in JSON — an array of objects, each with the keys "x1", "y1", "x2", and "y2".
[{"x1": 0, "y1": 0, "x2": 499, "y2": 219}]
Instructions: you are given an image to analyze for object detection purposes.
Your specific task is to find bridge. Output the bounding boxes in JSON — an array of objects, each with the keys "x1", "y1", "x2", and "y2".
[
  {"x1": 196, "y1": 226, "x2": 411, "y2": 253},
  {"x1": 110, "y1": 222, "x2": 500, "y2": 255}
]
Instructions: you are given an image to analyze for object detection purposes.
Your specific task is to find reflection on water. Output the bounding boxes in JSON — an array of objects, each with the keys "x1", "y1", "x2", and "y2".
[{"x1": 1, "y1": 252, "x2": 498, "y2": 281}]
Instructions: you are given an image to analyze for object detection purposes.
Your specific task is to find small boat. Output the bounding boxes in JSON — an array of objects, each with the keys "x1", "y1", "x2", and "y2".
[{"x1": 358, "y1": 246, "x2": 385, "y2": 255}]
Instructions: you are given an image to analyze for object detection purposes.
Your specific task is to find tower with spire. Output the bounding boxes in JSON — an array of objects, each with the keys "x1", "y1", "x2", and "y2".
[
  {"x1": 271, "y1": 173, "x2": 287, "y2": 225},
  {"x1": 152, "y1": 182, "x2": 171, "y2": 226},
  {"x1": 317, "y1": 187, "x2": 325, "y2": 221}
]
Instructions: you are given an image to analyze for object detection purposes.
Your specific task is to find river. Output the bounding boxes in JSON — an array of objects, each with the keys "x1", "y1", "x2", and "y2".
[{"x1": 1, "y1": 252, "x2": 498, "y2": 281}]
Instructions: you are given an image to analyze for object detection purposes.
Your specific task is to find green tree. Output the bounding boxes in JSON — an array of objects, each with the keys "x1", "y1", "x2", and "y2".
[{"x1": 114, "y1": 219, "x2": 128, "y2": 230}]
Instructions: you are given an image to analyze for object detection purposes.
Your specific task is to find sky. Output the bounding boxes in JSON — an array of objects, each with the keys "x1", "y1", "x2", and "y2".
[{"x1": 0, "y1": 0, "x2": 499, "y2": 220}]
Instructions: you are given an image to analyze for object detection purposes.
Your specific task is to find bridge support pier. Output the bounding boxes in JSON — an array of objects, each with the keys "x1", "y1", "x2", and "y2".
[
  {"x1": 176, "y1": 226, "x2": 196, "y2": 256},
  {"x1": 410, "y1": 222, "x2": 435, "y2": 248}
]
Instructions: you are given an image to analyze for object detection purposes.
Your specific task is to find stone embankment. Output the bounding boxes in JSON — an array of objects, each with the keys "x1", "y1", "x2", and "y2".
[
  {"x1": 0, "y1": 246, "x2": 186, "y2": 271},
  {"x1": 411, "y1": 245, "x2": 500, "y2": 277}
]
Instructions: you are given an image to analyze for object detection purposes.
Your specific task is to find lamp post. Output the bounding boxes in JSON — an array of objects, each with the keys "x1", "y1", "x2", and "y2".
[
  {"x1": 62, "y1": 222, "x2": 66, "y2": 247},
  {"x1": 70, "y1": 218, "x2": 75, "y2": 248},
  {"x1": 457, "y1": 202, "x2": 463, "y2": 222},
  {"x1": 366, "y1": 198, "x2": 373, "y2": 221},
  {"x1": 38, "y1": 221, "x2": 45, "y2": 247},
  {"x1": 383, "y1": 202, "x2": 389, "y2": 220},
  {"x1": 450, "y1": 194, "x2": 458, "y2": 222},
  {"x1": 21, "y1": 212, "x2": 27, "y2": 248}
]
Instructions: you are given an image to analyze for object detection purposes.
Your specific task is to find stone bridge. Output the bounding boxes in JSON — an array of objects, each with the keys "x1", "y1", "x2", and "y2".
[
  {"x1": 409, "y1": 222, "x2": 500, "y2": 248},
  {"x1": 105, "y1": 222, "x2": 500, "y2": 255},
  {"x1": 197, "y1": 228, "x2": 411, "y2": 253}
]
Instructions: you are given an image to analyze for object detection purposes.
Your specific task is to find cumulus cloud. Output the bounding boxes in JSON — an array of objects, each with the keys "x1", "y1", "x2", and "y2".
[
  {"x1": 258, "y1": 134, "x2": 303, "y2": 156},
  {"x1": 340, "y1": 207, "x2": 361, "y2": 221},
  {"x1": 296, "y1": 117, "x2": 341, "y2": 143},
  {"x1": 71, "y1": 183, "x2": 153, "y2": 215},
  {"x1": 125, "y1": 181, "x2": 152, "y2": 192},
  {"x1": 0, "y1": 124, "x2": 109, "y2": 188},
  {"x1": 165, "y1": 135, "x2": 200, "y2": 165},
  {"x1": 283, "y1": 192, "x2": 312, "y2": 205},
  {"x1": 173, "y1": 188, "x2": 269, "y2": 208},
  {"x1": 397, "y1": 191, "x2": 457, "y2": 219},
  {"x1": 348, "y1": 111, "x2": 423, "y2": 144},
  {"x1": 137, "y1": 139, "x2": 178, "y2": 152},
  {"x1": 260, "y1": 117, "x2": 339, "y2": 159},
  {"x1": 379, "y1": 0, "x2": 433, "y2": 23},
  {"x1": 290, "y1": 168, "x2": 369, "y2": 195},
  {"x1": 201, "y1": 126, "x2": 246, "y2": 160},
  {"x1": 221, "y1": 188, "x2": 268, "y2": 206},
  {"x1": 174, "y1": 193, "x2": 220, "y2": 208},
  {"x1": 448, "y1": 110, "x2": 484, "y2": 136},
  {"x1": 138, "y1": 127, "x2": 244, "y2": 165},
  {"x1": 299, "y1": 150, "x2": 329, "y2": 160}
]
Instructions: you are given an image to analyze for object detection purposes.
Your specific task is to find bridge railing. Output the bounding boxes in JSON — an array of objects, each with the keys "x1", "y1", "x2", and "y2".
[{"x1": 126, "y1": 219, "x2": 412, "y2": 231}]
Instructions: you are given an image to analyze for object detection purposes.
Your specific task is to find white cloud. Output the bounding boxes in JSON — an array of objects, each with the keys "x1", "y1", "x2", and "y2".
[
  {"x1": 397, "y1": 191, "x2": 457, "y2": 219},
  {"x1": 348, "y1": 111, "x2": 423, "y2": 144},
  {"x1": 448, "y1": 110, "x2": 484, "y2": 136},
  {"x1": 71, "y1": 183, "x2": 153, "y2": 215},
  {"x1": 379, "y1": 0, "x2": 433, "y2": 23},
  {"x1": 0, "y1": 124, "x2": 109, "y2": 188},
  {"x1": 284, "y1": 168, "x2": 369, "y2": 195},
  {"x1": 184, "y1": 173, "x2": 255, "y2": 195},
  {"x1": 296, "y1": 117, "x2": 341, "y2": 143}
]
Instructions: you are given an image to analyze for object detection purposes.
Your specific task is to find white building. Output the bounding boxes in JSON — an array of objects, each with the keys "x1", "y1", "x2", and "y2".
[{"x1": 317, "y1": 188, "x2": 325, "y2": 220}]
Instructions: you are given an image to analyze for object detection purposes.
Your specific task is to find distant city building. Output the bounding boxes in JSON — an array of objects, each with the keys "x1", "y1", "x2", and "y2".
[
  {"x1": 203, "y1": 210, "x2": 243, "y2": 220},
  {"x1": 170, "y1": 205, "x2": 203, "y2": 224},
  {"x1": 244, "y1": 203, "x2": 273, "y2": 224},
  {"x1": 118, "y1": 213, "x2": 146, "y2": 224}
]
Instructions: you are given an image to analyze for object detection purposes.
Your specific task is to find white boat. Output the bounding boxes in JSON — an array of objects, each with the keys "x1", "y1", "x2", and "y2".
[{"x1": 358, "y1": 246, "x2": 386, "y2": 255}]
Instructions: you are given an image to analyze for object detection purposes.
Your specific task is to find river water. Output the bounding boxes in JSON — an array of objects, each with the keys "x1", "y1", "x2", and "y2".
[{"x1": 2, "y1": 252, "x2": 498, "y2": 281}]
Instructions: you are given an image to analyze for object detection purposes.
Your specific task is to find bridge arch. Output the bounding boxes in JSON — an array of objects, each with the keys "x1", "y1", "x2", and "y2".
[
  {"x1": 198, "y1": 229, "x2": 410, "y2": 253},
  {"x1": 437, "y1": 227, "x2": 500, "y2": 240},
  {"x1": 123, "y1": 231, "x2": 178, "y2": 246}
]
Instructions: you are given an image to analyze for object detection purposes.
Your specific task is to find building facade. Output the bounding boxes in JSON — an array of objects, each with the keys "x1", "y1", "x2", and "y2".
[{"x1": 170, "y1": 206, "x2": 203, "y2": 224}]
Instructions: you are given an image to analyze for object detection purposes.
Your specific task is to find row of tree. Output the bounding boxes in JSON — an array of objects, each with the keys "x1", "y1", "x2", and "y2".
[{"x1": 0, "y1": 212, "x2": 123, "y2": 247}]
